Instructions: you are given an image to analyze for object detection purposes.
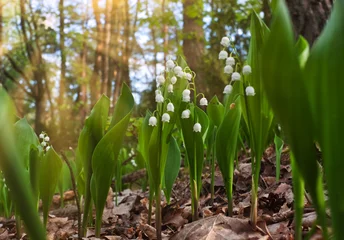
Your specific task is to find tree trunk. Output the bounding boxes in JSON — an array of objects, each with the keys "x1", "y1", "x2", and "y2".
[
  {"x1": 102, "y1": 0, "x2": 112, "y2": 98},
  {"x1": 113, "y1": 0, "x2": 130, "y2": 103},
  {"x1": 58, "y1": 0, "x2": 66, "y2": 131},
  {"x1": 90, "y1": 0, "x2": 103, "y2": 105},
  {"x1": 183, "y1": 0, "x2": 206, "y2": 94},
  {"x1": 286, "y1": 0, "x2": 333, "y2": 45}
]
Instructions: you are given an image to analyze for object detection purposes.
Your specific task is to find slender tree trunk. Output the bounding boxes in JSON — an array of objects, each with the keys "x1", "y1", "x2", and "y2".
[
  {"x1": 182, "y1": 0, "x2": 206, "y2": 94},
  {"x1": 58, "y1": 0, "x2": 66, "y2": 131},
  {"x1": 113, "y1": 0, "x2": 130, "y2": 103},
  {"x1": 90, "y1": 0, "x2": 103, "y2": 105},
  {"x1": 102, "y1": 0, "x2": 112, "y2": 98},
  {"x1": 286, "y1": 0, "x2": 333, "y2": 45}
]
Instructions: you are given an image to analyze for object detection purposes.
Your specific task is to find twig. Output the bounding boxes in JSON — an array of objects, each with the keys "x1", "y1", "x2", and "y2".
[{"x1": 60, "y1": 152, "x2": 82, "y2": 240}]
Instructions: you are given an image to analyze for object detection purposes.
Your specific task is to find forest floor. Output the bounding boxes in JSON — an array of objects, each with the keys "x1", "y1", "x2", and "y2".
[{"x1": 0, "y1": 147, "x2": 323, "y2": 239}]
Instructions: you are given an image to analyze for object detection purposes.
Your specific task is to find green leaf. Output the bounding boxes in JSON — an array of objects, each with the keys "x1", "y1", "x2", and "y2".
[
  {"x1": 216, "y1": 96, "x2": 241, "y2": 215},
  {"x1": 39, "y1": 147, "x2": 63, "y2": 226},
  {"x1": 0, "y1": 89, "x2": 46, "y2": 240},
  {"x1": 261, "y1": 0, "x2": 327, "y2": 236},
  {"x1": 304, "y1": 0, "x2": 344, "y2": 238},
  {"x1": 207, "y1": 96, "x2": 224, "y2": 127},
  {"x1": 14, "y1": 118, "x2": 39, "y2": 168},
  {"x1": 246, "y1": 11, "x2": 274, "y2": 177},
  {"x1": 295, "y1": 36, "x2": 309, "y2": 68},
  {"x1": 274, "y1": 134, "x2": 283, "y2": 182},
  {"x1": 29, "y1": 146, "x2": 41, "y2": 207},
  {"x1": 77, "y1": 95, "x2": 110, "y2": 234},
  {"x1": 164, "y1": 137, "x2": 181, "y2": 203},
  {"x1": 91, "y1": 83, "x2": 134, "y2": 237}
]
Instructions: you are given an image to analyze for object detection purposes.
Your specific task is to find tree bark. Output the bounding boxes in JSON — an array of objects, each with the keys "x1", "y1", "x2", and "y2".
[
  {"x1": 286, "y1": 0, "x2": 333, "y2": 45},
  {"x1": 101, "y1": 0, "x2": 112, "y2": 97},
  {"x1": 183, "y1": 0, "x2": 206, "y2": 94},
  {"x1": 113, "y1": 0, "x2": 130, "y2": 103},
  {"x1": 90, "y1": 0, "x2": 103, "y2": 106},
  {"x1": 58, "y1": 0, "x2": 66, "y2": 131}
]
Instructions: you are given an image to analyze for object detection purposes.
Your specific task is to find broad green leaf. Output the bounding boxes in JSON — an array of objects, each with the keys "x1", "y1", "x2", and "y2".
[
  {"x1": 164, "y1": 137, "x2": 181, "y2": 203},
  {"x1": 261, "y1": 0, "x2": 327, "y2": 236},
  {"x1": 91, "y1": 83, "x2": 134, "y2": 236},
  {"x1": 304, "y1": 0, "x2": 344, "y2": 237},
  {"x1": 39, "y1": 147, "x2": 63, "y2": 226},
  {"x1": 246, "y1": 11, "x2": 274, "y2": 186},
  {"x1": 78, "y1": 95, "x2": 110, "y2": 234},
  {"x1": 207, "y1": 96, "x2": 224, "y2": 127},
  {"x1": 216, "y1": 96, "x2": 241, "y2": 215},
  {"x1": 0, "y1": 89, "x2": 46, "y2": 240},
  {"x1": 14, "y1": 118, "x2": 39, "y2": 168},
  {"x1": 29, "y1": 146, "x2": 40, "y2": 207},
  {"x1": 274, "y1": 134, "x2": 283, "y2": 182}
]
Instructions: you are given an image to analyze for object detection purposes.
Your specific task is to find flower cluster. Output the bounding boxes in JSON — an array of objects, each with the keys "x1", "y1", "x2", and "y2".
[
  {"x1": 219, "y1": 36, "x2": 255, "y2": 97},
  {"x1": 39, "y1": 132, "x2": 51, "y2": 152},
  {"x1": 150, "y1": 57, "x2": 207, "y2": 133}
]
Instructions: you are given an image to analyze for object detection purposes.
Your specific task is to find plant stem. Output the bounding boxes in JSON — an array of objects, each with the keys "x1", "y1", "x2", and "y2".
[
  {"x1": 191, "y1": 180, "x2": 198, "y2": 221},
  {"x1": 148, "y1": 188, "x2": 153, "y2": 225},
  {"x1": 95, "y1": 213, "x2": 101, "y2": 237},
  {"x1": 15, "y1": 209, "x2": 21, "y2": 240},
  {"x1": 250, "y1": 173, "x2": 258, "y2": 228},
  {"x1": 155, "y1": 188, "x2": 162, "y2": 240},
  {"x1": 61, "y1": 151, "x2": 82, "y2": 239},
  {"x1": 210, "y1": 155, "x2": 215, "y2": 205}
]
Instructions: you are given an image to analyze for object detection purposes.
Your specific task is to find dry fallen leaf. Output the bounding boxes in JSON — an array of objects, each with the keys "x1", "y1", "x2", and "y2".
[{"x1": 170, "y1": 214, "x2": 265, "y2": 240}]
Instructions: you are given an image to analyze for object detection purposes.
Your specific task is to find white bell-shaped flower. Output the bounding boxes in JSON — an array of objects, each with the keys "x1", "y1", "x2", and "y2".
[
  {"x1": 39, "y1": 133, "x2": 44, "y2": 139},
  {"x1": 168, "y1": 84, "x2": 173, "y2": 93},
  {"x1": 183, "y1": 95, "x2": 190, "y2": 102},
  {"x1": 226, "y1": 57, "x2": 235, "y2": 66},
  {"x1": 220, "y1": 37, "x2": 230, "y2": 47},
  {"x1": 223, "y1": 85, "x2": 233, "y2": 94},
  {"x1": 243, "y1": 65, "x2": 252, "y2": 75},
  {"x1": 182, "y1": 89, "x2": 191, "y2": 97},
  {"x1": 167, "y1": 103, "x2": 174, "y2": 112},
  {"x1": 162, "y1": 113, "x2": 170, "y2": 123},
  {"x1": 219, "y1": 50, "x2": 228, "y2": 60},
  {"x1": 245, "y1": 86, "x2": 256, "y2": 96},
  {"x1": 155, "y1": 89, "x2": 161, "y2": 95},
  {"x1": 181, "y1": 109, "x2": 191, "y2": 119},
  {"x1": 41, "y1": 141, "x2": 47, "y2": 147},
  {"x1": 171, "y1": 76, "x2": 177, "y2": 84},
  {"x1": 46, "y1": 146, "x2": 51, "y2": 151},
  {"x1": 177, "y1": 71, "x2": 184, "y2": 78},
  {"x1": 148, "y1": 116, "x2": 157, "y2": 126},
  {"x1": 174, "y1": 66, "x2": 182, "y2": 75},
  {"x1": 44, "y1": 136, "x2": 50, "y2": 142},
  {"x1": 155, "y1": 93, "x2": 164, "y2": 103},
  {"x1": 200, "y1": 97, "x2": 208, "y2": 106},
  {"x1": 166, "y1": 59, "x2": 175, "y2": 70},
  {"x1": 182, "y1": 89, "x2": 191, "y2": 102},
  {"x1": 156, "y1": 75, "x2": 165, "y2": 85},
  {"x1": 185, "y1": 73, "x2": 192, "y2": 81},
  {"x1": 193, "y1": 123, "x2": 202, "y2": 132},
  {"x1": 224, "y1": 65, "x2": 233, "y2": 74},
  {"x1": 231, "y1": 72, "x2": 241, "y2": 81}
]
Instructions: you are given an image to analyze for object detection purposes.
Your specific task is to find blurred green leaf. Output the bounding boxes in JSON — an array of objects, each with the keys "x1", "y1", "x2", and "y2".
[
  {"x1": 0, "y1": 89, "x2": 46, "y2": 239},
  {"x1": 304, "y1": 0, "x2": 344, "y2": 238},
  {"x1": 39, "y1": 147, "x2": 63, "y2": 226},
  {"x1": 261, "y1": 0, "x2": 327, "y2": 237},
  {"x1": 14, "y1": 118, "x2": 39, "y2": 168}
]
